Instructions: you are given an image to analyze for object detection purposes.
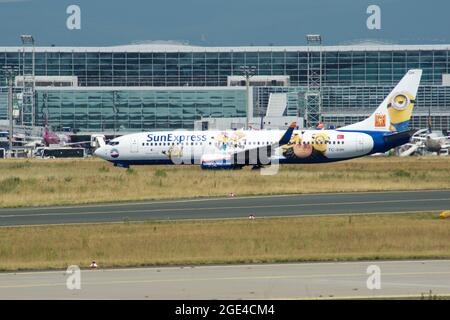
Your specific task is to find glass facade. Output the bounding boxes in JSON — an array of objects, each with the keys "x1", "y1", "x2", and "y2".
[
  {"x1": 34, "y1": 88, "x2": 246, "y2": 131},
  {"x1": 0, "y1": 46, "x2": 449, "y2": 87},
  {"x1": 0, "y1": 44, "x2": 450, "y2": 130}
]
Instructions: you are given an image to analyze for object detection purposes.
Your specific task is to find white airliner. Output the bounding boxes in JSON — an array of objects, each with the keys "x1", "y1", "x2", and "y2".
[{"x1": 94, "y1": 69, "x2": 422, "y2": 169}]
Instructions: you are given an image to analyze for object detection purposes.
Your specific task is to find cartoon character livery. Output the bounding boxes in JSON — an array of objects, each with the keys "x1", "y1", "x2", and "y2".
[
  {"x1": 94, "y1": 70, "x2": 422, "y2": 169},
  {"x1": 387, "y1": 92, "x2": 415, "y2": 132}
]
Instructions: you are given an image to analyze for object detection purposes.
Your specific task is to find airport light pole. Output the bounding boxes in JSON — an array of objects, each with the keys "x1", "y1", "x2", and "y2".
[
  {"x1": 305, "y1": 34, "x2": 323, "y2": 128},
  {"x1": 20, "y1": 35, "x2": 35, "y2": 128},
  {"x1": 306, "y1": 34, "x2": 322, "y2": 45},
  {"x1": 240, "y1": 65, "x2": 256, "y2": 130},
  {"x1": 2, "y1": 66, "x2": 19, "y2": 157},
  {"x1": 113, "y1": 90, "x2": 118, "y2": 138},
  {"x1": 20, "y1": 35, "x2": 35, "y2": 46}
]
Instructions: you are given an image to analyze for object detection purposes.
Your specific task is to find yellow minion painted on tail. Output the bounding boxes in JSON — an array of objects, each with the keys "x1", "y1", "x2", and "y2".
[{"x1": 387, "y1": 91, "x2": 415, "y2": 132}]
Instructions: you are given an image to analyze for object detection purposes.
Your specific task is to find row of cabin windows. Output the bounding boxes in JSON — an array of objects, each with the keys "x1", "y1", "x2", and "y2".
[
  {"x1": 309, "y1": 140, "x2": 344, "y2": 145},
  {"x1": 142, "y1": 141, "x2": 213, "y2": 147},
  {"x1": 140, "y1": 140, "x2": 345, "y2": 147},
  {"x1": 141, "y1": 141, "x2": 277, "y2": 147}
]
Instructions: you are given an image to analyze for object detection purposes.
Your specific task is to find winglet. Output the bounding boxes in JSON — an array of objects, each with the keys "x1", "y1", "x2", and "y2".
[{"x1": 279, "y1": 122, "x2": 297, "y2": 145}]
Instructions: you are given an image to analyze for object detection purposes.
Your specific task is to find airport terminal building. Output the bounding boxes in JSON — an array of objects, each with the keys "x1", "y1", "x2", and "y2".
[{"x1": 1, "y1": 42, "x2": 450, "y2": 133}]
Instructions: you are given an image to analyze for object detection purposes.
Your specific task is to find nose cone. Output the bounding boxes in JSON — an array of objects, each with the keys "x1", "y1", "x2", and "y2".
[{"x1": 94, "y1": 147, "x2": 105, "y2": 159}]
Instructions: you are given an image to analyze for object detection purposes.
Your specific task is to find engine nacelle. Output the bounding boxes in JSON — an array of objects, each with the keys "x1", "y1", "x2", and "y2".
[{"x1": 200, "y1": 154, "x2": 239, "y2": 170}]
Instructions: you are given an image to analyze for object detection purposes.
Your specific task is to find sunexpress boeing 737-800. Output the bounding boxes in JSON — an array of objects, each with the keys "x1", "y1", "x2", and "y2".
[{"x1": 94, "y1": 69, "x2": 422, "y2": 169}]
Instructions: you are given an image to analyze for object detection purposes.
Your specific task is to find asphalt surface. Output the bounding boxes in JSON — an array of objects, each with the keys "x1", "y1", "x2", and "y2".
[
  {"x1": 0, "y1": 190, "x2": 449, "y2": 226},
  {"x1": 1, "y1": 260, "x2": 449, "y2": 299}
]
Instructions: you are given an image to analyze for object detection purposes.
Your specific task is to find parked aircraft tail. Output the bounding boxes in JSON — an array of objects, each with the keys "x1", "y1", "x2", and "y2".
[{"x1": 341, "y1": 69, "x2": 422, "y2": 132}]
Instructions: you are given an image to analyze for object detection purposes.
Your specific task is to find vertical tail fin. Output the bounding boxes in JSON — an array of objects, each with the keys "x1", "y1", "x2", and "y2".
[{"x1": 341, "y1": 69, "x2": 422, "y2": 132}]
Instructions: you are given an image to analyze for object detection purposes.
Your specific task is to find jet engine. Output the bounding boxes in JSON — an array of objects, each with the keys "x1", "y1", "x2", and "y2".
[{"x1": 200, "y1": 154, "x2": 240, "y2": 170}]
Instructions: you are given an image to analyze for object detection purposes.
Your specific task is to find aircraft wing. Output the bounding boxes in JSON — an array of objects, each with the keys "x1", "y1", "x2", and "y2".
[{"x1": 230, "y1": 122, "x2": 297, "y2": 165}]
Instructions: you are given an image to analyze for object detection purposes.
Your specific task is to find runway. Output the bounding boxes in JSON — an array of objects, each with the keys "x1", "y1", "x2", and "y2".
[
  {"x1": 0, "y1": 190, "x2": 449, "y2": 226},
  {"x1": 0, "y1": 260, "x2": 449, "y2": 299}
]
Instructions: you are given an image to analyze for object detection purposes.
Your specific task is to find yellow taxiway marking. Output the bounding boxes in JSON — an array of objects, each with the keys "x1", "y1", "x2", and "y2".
[
  {"x1": 0, "y1": 197, "x2": 448, "y2": 220},
  {"x1": 1, "y1": 189, "x2": 448, "y2": 212},
  {"x1": 2, "y1": 259, "x2": 449, "y2": 275},
  {"x1": 1, "y1": 271, "x2": 450, "y2": 289}
]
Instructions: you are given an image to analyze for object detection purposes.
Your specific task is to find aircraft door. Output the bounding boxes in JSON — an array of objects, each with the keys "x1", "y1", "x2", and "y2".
[{"x1": 131, "y1": 138, "x2": 139, "y2": 153}]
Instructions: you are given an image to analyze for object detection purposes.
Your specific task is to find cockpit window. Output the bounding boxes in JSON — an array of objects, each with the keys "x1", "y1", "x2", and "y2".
[{"x1": 108, "y1": 141, "x2": 120, "y2": 146}]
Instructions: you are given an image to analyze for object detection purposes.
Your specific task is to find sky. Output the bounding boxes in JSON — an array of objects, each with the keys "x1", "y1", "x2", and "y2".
[{"x1": 0, "y1": 0, "x2": 449, "y2": 47}]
